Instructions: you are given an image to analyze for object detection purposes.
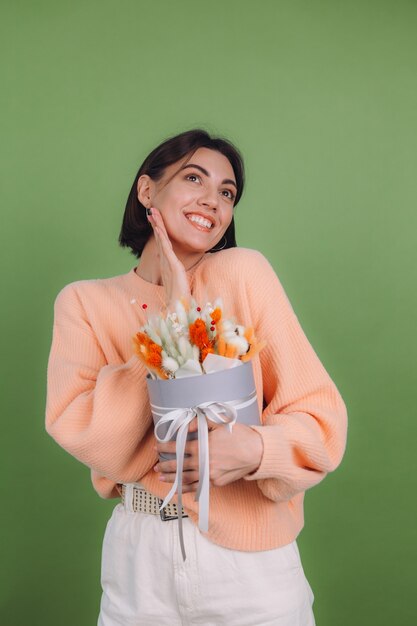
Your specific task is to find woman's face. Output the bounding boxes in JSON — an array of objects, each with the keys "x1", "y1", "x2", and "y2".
[{"x1": 139, "y1": 147, "x2": 237, "y2": 257}]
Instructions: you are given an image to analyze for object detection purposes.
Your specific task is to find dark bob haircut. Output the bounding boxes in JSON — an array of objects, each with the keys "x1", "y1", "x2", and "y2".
[{"x1": 118, "y1": 128, "x2": 245, "y2": 259}]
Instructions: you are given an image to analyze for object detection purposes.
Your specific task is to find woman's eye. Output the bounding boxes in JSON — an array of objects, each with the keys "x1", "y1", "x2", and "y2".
[
  {"x1": 186, "y1": 174, "x2": 200, "y2": 183},
  {"x1": 222, "y1": 189, "x2": 236, "y2": 201}
]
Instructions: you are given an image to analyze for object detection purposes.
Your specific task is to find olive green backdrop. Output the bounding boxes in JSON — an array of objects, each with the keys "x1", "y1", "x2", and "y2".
[{"x1": 1, "y1": 1, "x2": 415, "y2": 624}]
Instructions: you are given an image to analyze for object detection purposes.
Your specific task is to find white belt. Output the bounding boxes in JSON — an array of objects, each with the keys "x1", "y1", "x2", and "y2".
[{"x1": 120, "y1": 484, "x2": 188, "y2": 521}]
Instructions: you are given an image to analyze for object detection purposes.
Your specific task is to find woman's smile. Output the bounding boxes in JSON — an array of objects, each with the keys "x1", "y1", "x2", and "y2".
[{"x1": 184, "y1": 212, "x2": 216, "y2": 232}]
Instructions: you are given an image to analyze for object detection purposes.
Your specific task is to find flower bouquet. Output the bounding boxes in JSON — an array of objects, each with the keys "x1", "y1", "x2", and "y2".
[{"x1": 132, "y1": 298, "x2": 266, "y2": 559}]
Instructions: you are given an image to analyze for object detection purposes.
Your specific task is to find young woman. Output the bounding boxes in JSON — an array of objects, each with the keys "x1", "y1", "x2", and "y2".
[{"x1": 45, "y1": 128, "x2": 348, "y2": 625}]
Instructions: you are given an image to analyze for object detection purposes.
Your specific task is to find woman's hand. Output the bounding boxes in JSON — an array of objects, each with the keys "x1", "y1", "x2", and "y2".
[
  {"x1": 207, "y1": 422, "x2": 263, "y2": 486},
  {"x1": 154, "y1": 422, "x2": 263, "y2": 492},
  {"x1": 147, "y1": 207, "x2": 191, "y2": 308},
  {"x1": 154, "y1": 438, "x2": 200, "y2": 494}
]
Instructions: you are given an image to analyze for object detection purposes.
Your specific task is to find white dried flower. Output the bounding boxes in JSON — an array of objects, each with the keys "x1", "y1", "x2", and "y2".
[
  {"x1": 162, "y1": 355, "x2": 179, "y2": 373},
  {"x1": 175, "y1": 300, "x2": 188, "y2": 327},
  {"x1": 178, "y1": 335, "x2": 193, "y2": 360},
  {"x1": 172, "y1": 322, "x2": 185, "y2": 336},
  {"x1": 143, "y1": 324, "x2": 162, "y2": 346}
]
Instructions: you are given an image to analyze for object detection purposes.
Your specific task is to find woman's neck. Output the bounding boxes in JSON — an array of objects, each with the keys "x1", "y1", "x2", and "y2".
[{"x1": 135, "y1": 236, "x2": 205, "y2": 285}]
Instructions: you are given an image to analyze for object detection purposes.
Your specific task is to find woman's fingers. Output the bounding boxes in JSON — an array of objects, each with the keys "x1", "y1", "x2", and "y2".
[
  {"x1": 148, "y1": 208, "x2": 173, "y2": 251},
  {"x1": 187, "y1": 417, "x2": 198, "y2": 433},
  {"x1": 146, "y1": 207, "x2": 191, "y2": 304},
  {"x1": 180, "y1": 481, "x2": 199, "y2": 493},
  {"x1": 156, "y1": 438, "x2": 198, "y2": 456},
  {"x1": 158, "y1": 470, "x2": 199, "y2": 485},
  {"x1": 155, "y1": 460, "x2": 200, "y2": 492},
  {"x1": 154, "y1": 454, "x2": 198, "y2": 474},
  {"x1": 155, "y1": 440, "x2": 177, "y2": 455},
  {"x1": 147, "y1": 210, "x2": 164, "y2": 256},
  {"x1": 154, "y1": 439, "x2": 199, "y2": 489},
  {"x1": 147, "y1": 206, "x2": 164, "y2": 231}
]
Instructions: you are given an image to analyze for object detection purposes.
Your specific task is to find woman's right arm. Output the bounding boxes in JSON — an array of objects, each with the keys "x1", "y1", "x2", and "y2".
[{"x1": 45, "y1": 283, "x2": 156, "y2": 482}]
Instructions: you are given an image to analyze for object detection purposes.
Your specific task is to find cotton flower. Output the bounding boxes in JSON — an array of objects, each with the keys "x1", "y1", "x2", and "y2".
[{"x1": 225, "y1": 335, "x2": 249, "y2": 355}]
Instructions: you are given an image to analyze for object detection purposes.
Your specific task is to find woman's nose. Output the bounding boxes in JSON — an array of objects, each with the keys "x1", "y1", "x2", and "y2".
[{"x1": 197, "y1": 188, "x2": 219, "y2": 210}]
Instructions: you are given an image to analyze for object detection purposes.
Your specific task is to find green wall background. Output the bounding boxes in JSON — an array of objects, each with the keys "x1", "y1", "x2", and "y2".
[{"x1": 1, "y1": 1, "x2": 416, "y2": 624}]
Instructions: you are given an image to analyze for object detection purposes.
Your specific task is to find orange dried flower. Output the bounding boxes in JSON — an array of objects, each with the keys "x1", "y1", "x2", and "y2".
[
  {"x1": 225, "y1": 343, "x2": 238, "y2": 359},
  {"x1": 189, "y1": 319, "x2": 209, "y2": 349},
  {"x1": 216, "y1": 336, "x2": 226, "y2": 356},
  {"x1": 147, "y1": 351, "x2": 162, "y2": 368},
  {"x1": 210, "y1": 308, "x2": 222, "y2": 324},
  {"x1": 132, "y1": 333, "x2": 168, "y2": 379},
  {"x1": 189, "y1": 319, "x2": 214, "y2": 363},
  {"x1": 133, "y1": 332, "x2": 152, "y2": 352},
  {"x1": 145, "y1": 343, "x2": 162, "y2": 367}
]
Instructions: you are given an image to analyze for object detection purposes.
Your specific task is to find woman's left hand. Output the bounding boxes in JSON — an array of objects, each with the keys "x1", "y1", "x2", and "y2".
[
  {"x1": 154, "y1": 422, "x2": 263, "y2": 491},
  {"x1": 207, "y1": 422, "x2": 263, "y2": 486}
]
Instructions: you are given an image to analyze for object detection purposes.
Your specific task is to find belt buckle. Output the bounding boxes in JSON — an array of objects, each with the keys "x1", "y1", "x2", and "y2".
[{"x1": 158, "y1": 499, "x2": 179, "y2": 522}]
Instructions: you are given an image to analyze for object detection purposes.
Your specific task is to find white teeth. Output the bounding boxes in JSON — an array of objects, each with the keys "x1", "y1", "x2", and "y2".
[{"x1": 186, "y1": 214, "x2": 213, "y2": 229}]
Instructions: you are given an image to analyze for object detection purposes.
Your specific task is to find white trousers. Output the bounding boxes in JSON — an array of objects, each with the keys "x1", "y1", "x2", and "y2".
[{"x1": 98, "y1": 502, "x2": 316, "y2": 626}]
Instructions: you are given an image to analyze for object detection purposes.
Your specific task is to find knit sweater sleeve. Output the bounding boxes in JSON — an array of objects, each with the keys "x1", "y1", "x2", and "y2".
[
  {"x1": 45, "y1": 283, "x2": 156, "y2": 482},
  {"x1": 242, "y1": 251, "x2": 348, "y2": 502}
]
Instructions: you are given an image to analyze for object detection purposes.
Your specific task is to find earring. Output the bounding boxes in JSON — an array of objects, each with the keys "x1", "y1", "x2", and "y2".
[{"x1": 211, "y1": 236, "x2": 227, "y2": 252}]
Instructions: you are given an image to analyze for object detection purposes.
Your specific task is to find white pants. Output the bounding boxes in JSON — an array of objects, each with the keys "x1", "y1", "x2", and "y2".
[{"x1": 98, "y1": 502, "x2": 315, "y2": 626}]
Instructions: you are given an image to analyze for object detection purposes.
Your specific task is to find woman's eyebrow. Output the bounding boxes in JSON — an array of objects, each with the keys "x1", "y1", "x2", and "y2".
[{"x1": 181, "y1": 163, "x2": 237, "y2": 189}]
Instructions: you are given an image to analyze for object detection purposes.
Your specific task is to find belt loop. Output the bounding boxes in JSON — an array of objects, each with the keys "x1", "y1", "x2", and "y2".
[{"x1": 124, "y1": 483, "x2": 135, "y2": 513}]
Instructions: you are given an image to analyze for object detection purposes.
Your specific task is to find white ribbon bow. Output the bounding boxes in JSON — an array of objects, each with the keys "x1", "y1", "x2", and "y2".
[{"x1": 153, "y1": 397, "x2": 254, "y2": 560}]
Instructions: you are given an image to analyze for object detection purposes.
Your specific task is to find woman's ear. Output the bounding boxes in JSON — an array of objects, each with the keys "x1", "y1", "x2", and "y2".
[{"x1": 137, "y1": 174, "x2": 154, "y2": 208}]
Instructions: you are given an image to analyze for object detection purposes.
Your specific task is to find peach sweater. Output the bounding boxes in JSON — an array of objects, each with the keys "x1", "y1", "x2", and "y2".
[{"x1": 45, "y1": 247, "x2": 347, "y2": 551}]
